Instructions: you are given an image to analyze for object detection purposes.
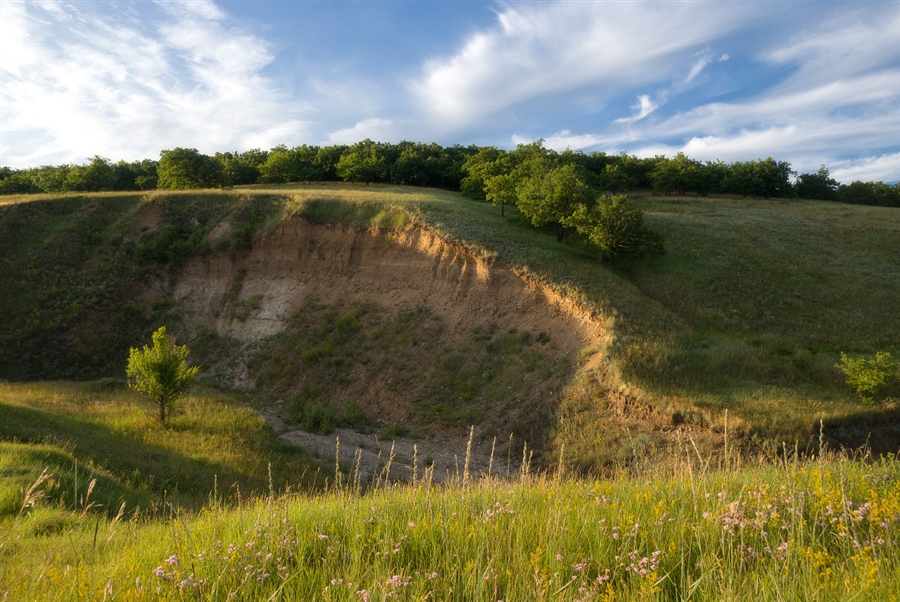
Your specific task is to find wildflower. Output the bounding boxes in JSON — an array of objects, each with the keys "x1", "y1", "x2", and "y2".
[{"x1": 164, "y1": 555, "x2": 179, "y2": 566}]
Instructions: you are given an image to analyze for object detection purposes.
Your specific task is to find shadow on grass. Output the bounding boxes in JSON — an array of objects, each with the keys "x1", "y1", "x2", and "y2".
[
  {"x1": 821, "y1": 406, "x2": 900, "y2": 455},
  {"x1": 0, "y1": 401, "x2": 313, "y2": 509}
]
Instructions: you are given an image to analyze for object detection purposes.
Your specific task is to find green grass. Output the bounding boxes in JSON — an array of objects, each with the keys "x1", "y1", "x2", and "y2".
[
  {"x1": 2, "y1": 446, "x2": 897, "y2": 601},
  {"x1": 0, "y1": 381, "x2": 319, "y2": 509}
]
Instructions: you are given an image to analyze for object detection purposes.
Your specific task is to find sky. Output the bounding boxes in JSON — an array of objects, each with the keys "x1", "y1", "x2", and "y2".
[{"x1": 1, "y1": 0, "x2": 898, "y2": 184}]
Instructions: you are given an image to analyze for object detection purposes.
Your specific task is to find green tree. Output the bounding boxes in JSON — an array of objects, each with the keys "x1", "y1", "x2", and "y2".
[
  {"x1": 597, "y1": 164, "x2": 635, "y2": 194},
  {"x1": 563, "y1": 195, "x2": 664, "y2": 264},
  {"x1": 126, "y1": 327, "x2": 199, "y2": 424},
  {"x1": 157, "y1": 148, "x2": 225, "y2": 189},
  {"x1": 837, "y1": 181, "x2": 900, "y2": 207},
  {"x1": 335, "y1": 139, "x2": 388, "y2": 184},
  {"x1": 460, "y1": 146, "x2": 506, "y2": 200},
  {"x1": 795, "y1": 166, "x2": 838, "y2": 200},
  {"x1": 517, "y1": 162, "x2": 595, "y2": 241}
]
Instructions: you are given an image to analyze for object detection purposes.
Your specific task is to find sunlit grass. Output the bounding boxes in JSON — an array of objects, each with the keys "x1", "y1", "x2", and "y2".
[
  {"x1": 2, "y1": 448, "x2": 897, "y2": 601},
  {"x1": 236, "y1": 184, "x2": 900, "y2": 450},
  {"x1": 0, "y1": 382, "x2": 319, "y2": 509}
]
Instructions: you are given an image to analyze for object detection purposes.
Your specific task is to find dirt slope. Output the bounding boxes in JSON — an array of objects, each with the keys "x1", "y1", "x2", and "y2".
[{"x1": 175, "y1": 217, "x2": 603, "y2": 350}]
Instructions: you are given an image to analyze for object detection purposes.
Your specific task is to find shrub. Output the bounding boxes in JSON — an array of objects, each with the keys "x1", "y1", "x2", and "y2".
[{"x1": 835, "y1": 351, "x2": 899, "y2": 403}]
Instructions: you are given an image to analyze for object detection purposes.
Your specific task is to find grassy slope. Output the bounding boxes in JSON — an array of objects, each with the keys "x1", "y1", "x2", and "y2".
[
  {"x1": 1, "y1": 185, "x2": 898, "y2": 459},
  {"x1": 0, "y1": 382, "x2": 319, "y2": 511},
  {"x1": 2, "y1": 446, "x2": 898, "y2": 601}
]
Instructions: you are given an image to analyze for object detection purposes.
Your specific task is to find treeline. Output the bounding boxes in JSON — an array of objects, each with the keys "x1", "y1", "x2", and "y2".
[{"x1": 1, "y1": 140, "x2": 897, "y2": 207}]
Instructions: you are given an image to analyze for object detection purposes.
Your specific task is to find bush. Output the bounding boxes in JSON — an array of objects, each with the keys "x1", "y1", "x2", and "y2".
[{"x1": 835, "y1": 351, "x2": 899, "y2": 403}]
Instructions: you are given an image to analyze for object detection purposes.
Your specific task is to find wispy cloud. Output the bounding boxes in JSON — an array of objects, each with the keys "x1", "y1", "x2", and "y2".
[
  {"x1": 495, "y1": 2, "x2": 898, "y2": 182},
  {"x1": 0, "y1": 0, "x2": 307, "y2": 167},
  {"x1": 327, "y1": 118, "x2": 396, "y2": 145},
  {"x1": 830, "y1": 153, "x2": 900, "y2": 185},
  {"x1": 411, "y1": 2, "x2": 756, "y2": 133},
  {"x1": 614, "y1": 95, "x2": 660, "y2": 124}
]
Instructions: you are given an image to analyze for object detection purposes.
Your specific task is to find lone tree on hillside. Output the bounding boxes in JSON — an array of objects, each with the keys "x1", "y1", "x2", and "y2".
[{"x1": 126, "y1": 327, "x2": 199, "y2": 424}]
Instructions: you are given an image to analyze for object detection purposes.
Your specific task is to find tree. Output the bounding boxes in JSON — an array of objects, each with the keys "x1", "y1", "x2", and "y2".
[
  {"x1": 517, "y1": 162, "x2": 596, "y2": 241},
  {"x1": 837, "y1": 181, "x2": 900, "y2": 207},
  {"x1": 126, "y1": 327, "x2": 199, "y2": 424},
  {"x1": 563, "y1": 195, "x2": 664, "y2": 264},
  {"x1": 795, "y1": 166, "x2": 838, "y2": 200},
  {"x1": 335, "y1": 139, "x2": 388, "y2": 184},
  {"x1": 157, "y1": 148, "x2": 225, "y2": 189},
  {"x1": 460, "y1": 146, "x2": 506, "y2": 200},
  {"x1": 597, "y1": 164, "x2": 634, "y2": 194}
]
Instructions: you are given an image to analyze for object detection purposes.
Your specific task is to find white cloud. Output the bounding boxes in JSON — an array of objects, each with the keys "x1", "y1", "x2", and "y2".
[
  {"x1": 412, "y1": 1, "x2": 756, "y2": 132},
  {"x1": 829, "y1": 154, "x2": 900, "y2": 184},
  {"x1": 0, "y1": 0, "x2": 308, "y2": 167},
  {"x1": 327, "y1": 119, "x2": 397, "y2": 145},
  {"x1": 684, "y1": 50, "x2": 716, "y2": 85},
  {"x1": 502, "y1": 3, "x2": 899, "y2": 183},
  {"x1": 614, "y1": 95, "x2": 660, "y2": 124}
]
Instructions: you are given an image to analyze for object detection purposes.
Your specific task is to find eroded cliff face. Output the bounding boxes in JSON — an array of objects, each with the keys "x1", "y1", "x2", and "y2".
[
  {"x1": 164, "y1": 217, "x2": 609, "y2": 448},
  {"x1": 173, "y1": 217, "x2": 605, "y2": 377}
]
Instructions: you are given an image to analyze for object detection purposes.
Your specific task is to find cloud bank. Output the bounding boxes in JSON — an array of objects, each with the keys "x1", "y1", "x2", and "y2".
[{"x1": 0, "y1": 0, "x2": 306, "y2": 166}]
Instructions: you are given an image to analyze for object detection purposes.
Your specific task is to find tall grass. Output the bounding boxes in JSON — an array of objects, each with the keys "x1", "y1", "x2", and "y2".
[{"x1": 2, "y1": 445, "x2": 897, "y2": 601}]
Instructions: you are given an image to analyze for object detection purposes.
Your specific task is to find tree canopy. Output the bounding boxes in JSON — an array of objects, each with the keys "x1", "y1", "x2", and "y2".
[{"x1": 2, "y1": 140, "x2": 895, "y2": 208}]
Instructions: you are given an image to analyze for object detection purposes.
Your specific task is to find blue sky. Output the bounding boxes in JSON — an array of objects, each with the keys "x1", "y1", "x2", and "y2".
[{"x1": 1, "y1": 0, "x2": 898, "y2": 183}]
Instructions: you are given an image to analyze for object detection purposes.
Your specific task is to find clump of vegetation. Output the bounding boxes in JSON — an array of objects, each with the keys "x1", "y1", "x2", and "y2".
[
  {"x1": 836, "y1": 351, "x2": 899, "y2": 403},
  {"x1": 564, "y1": 195, "x2": 665, "y2": 264},
  {"x1": 251, "y1": 300, "x2": 567, "y2": 441},
  {"x1": 285, "y1": 391, "x2": 371, "y2": 435}
]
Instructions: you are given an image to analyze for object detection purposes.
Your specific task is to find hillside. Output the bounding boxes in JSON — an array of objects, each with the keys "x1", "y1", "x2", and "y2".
[{"x1": 1, "y1": 185, "x2": 898, "y2": 472}]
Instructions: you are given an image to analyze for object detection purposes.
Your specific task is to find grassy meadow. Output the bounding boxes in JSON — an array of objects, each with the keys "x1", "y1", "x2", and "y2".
[
  {"x1": 2, "y1": 395, "x2": 898, "y2": 601},
  {"x1": 1, "y1": 182, "x2": 898, "y2": 599},
  {"x1": 264, "y1": 184, "x2": 900, "y2": 454}
]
